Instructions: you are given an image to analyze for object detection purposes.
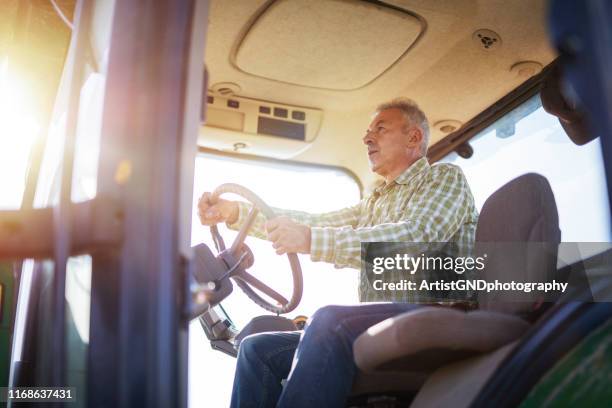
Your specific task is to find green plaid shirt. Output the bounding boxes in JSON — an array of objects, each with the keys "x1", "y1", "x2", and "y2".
[{"x1": 228, "y1": 157, "x2": 478, "y2": 302}]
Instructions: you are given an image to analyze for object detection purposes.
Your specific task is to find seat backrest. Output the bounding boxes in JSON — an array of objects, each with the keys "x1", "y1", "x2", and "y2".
[{"x1": 475, "y1": 173, "x2": 561, "y2": 314}]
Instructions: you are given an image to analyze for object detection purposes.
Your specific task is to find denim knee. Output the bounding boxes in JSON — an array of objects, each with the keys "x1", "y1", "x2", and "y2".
[
  {"x1": 237, "y1": 334, "x2": 267, "y2": 361},
  {"x1": 304, "y1": 305, "x2": 354, "y2": 347},
  {"x1": 309, "y1": 305, "x2": 355, "y2": 328}
]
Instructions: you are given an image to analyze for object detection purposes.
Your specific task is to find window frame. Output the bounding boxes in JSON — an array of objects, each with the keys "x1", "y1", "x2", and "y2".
[
  {"x1": 427, "y1": 62, "x2": 555, "y2": 163},
  {"x1": 197, "y1": 147, "x2": 364, "y2": 198}
]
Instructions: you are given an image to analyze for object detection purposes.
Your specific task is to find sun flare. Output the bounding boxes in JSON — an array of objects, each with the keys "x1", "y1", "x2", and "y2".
[{"x1": 0, "y1": 57, "x2": 42, "y2": 209}]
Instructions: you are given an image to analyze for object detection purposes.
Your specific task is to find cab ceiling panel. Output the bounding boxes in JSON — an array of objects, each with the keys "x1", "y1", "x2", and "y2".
[{"x1": 233, "y1": 0, "x2": 424, "y2": 91}]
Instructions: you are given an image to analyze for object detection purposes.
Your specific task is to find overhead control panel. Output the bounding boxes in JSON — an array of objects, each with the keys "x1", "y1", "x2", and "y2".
[{"x1": 199, "y1": 94, "x2": 323, "y2": 159}]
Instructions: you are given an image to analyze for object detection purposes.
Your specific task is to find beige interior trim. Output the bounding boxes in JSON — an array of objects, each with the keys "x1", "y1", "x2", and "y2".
[
  {"x1": 205, "y1": 0, "x2": 556, "y2": 187},
  {"x1": 353, "y1": 308, "x2": 529, "y2": 373},
  {"x1": 410, "y1": 342, "x2": 519, "y2": 408}
]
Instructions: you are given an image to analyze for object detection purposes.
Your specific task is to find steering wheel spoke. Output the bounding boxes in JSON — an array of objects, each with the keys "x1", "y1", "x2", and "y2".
[
  {"x1": 234, "y1": 270, "x2": 289, "y2": 306},
  {"x1": 230, "y1": 206, "x2": 259, "y2": 255}
]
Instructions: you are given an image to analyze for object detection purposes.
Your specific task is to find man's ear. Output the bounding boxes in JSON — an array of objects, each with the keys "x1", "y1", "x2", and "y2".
[{"x1": 406, "y1": 127, "x2": 423, "y2": 148}]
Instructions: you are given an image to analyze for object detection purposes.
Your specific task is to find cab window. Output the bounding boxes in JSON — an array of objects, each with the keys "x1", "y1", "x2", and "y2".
[
  {"x1": 441, "y1": 94, "x2": 611, "y2": 242},
  {"x1": 189, "y1": 152, "x2": 361, "y2": 407}
]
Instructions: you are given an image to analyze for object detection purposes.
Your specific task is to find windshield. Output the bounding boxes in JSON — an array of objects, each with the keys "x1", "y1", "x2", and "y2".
[{"x1": 189, "y1": 153, "x2": 361, "y2": 407}]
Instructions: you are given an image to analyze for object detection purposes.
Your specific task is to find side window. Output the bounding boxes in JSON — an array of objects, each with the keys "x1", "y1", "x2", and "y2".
[{"x1": 441, "y1": 94, "x2": 611, "y2": 243}]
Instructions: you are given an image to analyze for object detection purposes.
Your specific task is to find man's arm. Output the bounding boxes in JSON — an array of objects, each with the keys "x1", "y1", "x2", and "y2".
[
  {"x1": 226, "y1": 202, "x2": 362, "y2": 241},
  {"x1": 198, "y1": 191, "x2": 361, "y2": 238},
  {"x1": 310, "y1": 166, "x2": 475, "y2": 269}
]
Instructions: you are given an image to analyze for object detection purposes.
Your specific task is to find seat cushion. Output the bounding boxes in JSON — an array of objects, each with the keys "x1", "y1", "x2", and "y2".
[{"x1": 353, "y1": 307, "x2": 529, "y2": 373}]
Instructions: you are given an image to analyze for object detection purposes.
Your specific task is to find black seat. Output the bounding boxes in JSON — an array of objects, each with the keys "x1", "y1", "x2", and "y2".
[{"x1": 350, "y1": 173, "x2": 561, "y2": 404}]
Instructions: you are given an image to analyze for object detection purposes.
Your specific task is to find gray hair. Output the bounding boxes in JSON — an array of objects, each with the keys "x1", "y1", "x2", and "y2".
[{"x1": 376, "y1": 98, "x2": 430, "y2": 155}]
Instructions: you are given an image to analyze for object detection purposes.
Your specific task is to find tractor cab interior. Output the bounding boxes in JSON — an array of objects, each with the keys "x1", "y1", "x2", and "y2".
[{"x1": 1, "y1": 0, "x2": 612, "y2": 407}]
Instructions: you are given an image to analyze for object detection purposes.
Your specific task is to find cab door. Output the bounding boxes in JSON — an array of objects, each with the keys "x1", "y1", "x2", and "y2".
[{"x1": 2, "y1": 1, "x2": 209, "y2": 407}]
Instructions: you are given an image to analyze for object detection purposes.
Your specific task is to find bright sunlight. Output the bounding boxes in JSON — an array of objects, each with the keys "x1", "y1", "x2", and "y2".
[
  {"x1": 0, "y1": 57, "x2": 41, "y2": 209},
  {"x1": 188, "y1": 153, "x2": 362, "y2": 408}
]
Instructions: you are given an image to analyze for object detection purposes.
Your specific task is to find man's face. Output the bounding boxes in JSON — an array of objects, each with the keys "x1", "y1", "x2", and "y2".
[{"x1": 363, "y1": 108, "x2": 419, "y2": 178}]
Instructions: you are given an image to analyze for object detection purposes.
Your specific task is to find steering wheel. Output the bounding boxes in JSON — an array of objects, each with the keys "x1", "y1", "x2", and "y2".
[{"x1": 209, "y1": 183, "x2": 303, "y2": 314}]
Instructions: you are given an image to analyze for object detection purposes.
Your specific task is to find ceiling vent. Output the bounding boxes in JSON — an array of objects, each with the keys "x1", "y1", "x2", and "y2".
[{"x1": 210, "y1": 82, "x2": 242, "y2": 96}]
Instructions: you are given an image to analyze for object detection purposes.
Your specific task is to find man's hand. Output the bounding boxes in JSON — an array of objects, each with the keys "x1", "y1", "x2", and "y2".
[
  {"x1": 197, "y1": 192, "x2": 239, "y2": 226},
  {"x1": 265, "y1": 216, "x2": 311, "y2": 255}
]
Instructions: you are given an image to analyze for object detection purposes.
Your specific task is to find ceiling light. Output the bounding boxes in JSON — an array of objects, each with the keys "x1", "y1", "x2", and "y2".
[
  {"x1": 434, "y1": 120, "x2": 463, "y2": 134},
  {"x1": 510, "y1": 61, "x2": 543, "y2": 79}
]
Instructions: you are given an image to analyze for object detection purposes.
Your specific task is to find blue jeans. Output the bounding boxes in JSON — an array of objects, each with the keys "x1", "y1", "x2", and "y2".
[{"x1": 230, "y1": 303, "x2": 418, "y2": 408}]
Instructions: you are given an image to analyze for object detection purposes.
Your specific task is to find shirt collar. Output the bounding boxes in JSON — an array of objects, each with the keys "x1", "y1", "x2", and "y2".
[{"x1": 374, "y1": 157, "x2": 430, "y2": 193}]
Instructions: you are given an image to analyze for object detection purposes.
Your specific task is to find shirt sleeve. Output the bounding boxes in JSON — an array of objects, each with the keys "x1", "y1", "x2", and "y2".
[
  {"x1": 226, "y1": 201, "x2": 362, "y2": 241},
  {"x1": 310, "y1": 165, "x2": 474, "y2": 269}
]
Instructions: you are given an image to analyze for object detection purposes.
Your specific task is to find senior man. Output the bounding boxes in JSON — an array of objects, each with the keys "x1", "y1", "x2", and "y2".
[{"x1": 198, "y1": 98, "x2": 478, "y2": 408}]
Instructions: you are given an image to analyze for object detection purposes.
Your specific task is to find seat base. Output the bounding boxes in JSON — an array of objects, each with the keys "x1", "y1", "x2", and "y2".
[
  {"x1": 351, "y1": 371, "x2": 427, "y2": 397},
  {"x1": 411, "y1": 342, "x2": 518, "y2": 408}
]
